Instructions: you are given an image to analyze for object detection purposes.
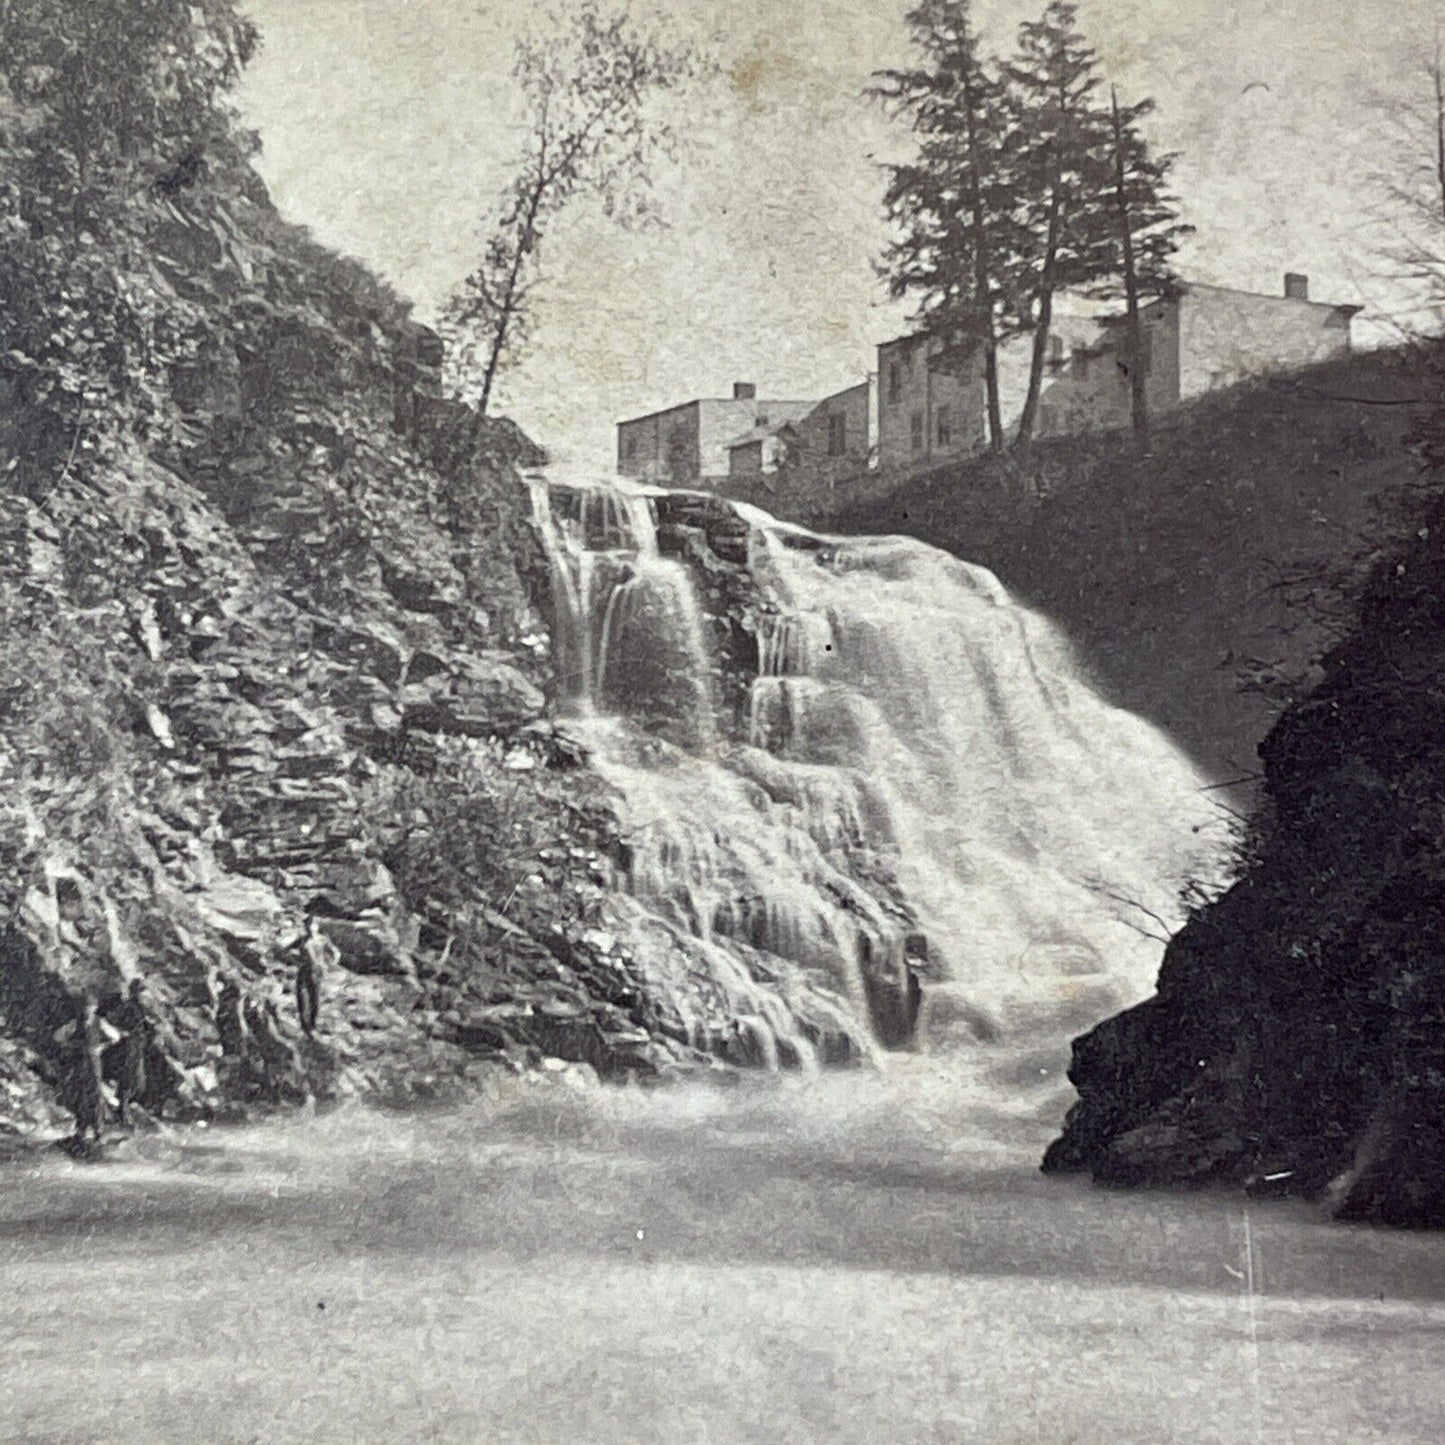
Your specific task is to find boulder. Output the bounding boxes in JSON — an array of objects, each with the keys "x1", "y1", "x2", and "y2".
[
  {"x1": 316, "y1": 917, "x2": 413, "y2": 977},
  {"x1": 452, "y1": 655, "x2": 545, "y2": 728},
  {"x1": 1092, "y1": 1117, "x2": 1248, "y2": 1189},
  {"x1": 189, "y1": 867, "x2": 285, "y2": 944},
  {"x1": 403, "y1": 656, "x2": 545, "y2": 737},
  {"x1": 308, "y1": 858, "x2": 396, "y2": 917},
  {"x1": 377, "y1": 549, "x2": 465, "y2": 616},
  {"x1": 311, "y1": 616, "x2": 407, "y2": 686}
]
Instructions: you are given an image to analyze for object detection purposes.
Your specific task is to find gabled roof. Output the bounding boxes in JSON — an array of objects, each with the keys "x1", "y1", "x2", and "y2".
[
  {"x1": 1178, "y1": 279, "x2": 1363, "y2": 318},
  {"x1": 617, "y1": 396, "x2": 818, "y2": 428},
  {"x1": 813, "y1": 380, "x2": 870, "y2": 406},
  {"x1": 876, "y1": 330, "x2": 985, "y2": 373},
  {"x1": 725, "y1": 418, "x2": 804, "y2": 451}
]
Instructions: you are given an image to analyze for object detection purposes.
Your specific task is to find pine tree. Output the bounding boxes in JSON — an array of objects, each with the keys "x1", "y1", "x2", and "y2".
[
  {"x1": 1104, "y1": 86, "x2": 1191, "y2": 446},
  {"x1": 1005, "y1": 1, "x2": 1114, "y2": 445},
  {"x1": 873, "y1": 0, "x2": 1025, "y2": 453}
]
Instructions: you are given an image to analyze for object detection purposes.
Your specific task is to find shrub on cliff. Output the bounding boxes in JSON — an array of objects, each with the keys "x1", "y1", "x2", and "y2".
[
  {"x1": 0, "y1": 3, "x2": 260, "y2": 477},
  {"x1": 362, "y1": 736, "x2": 618, "y2": 932},
  {"x1": 365, "y1": 748, "x2": 546, "y2": 920}
]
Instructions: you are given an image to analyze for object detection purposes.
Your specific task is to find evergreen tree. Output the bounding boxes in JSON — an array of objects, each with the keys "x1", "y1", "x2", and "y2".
[
  {"x1": 1104, "y1": 86, "x2": 1191, "y2": 446},
  {"x1": 1005, "y1": 1, "x2": 1114, "y2": 446},
  {"x1": 873, "y1": 0, "x2": 1025, "y2": 453}
]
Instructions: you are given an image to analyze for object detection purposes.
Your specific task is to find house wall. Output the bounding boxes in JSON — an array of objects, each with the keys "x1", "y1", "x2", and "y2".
[
  {"x1": 728, "y1": 439, "x2": 766, "y2": 476},
  {"x1": 1029, "y1": 285, "x2": 1355, "y2": 438},
  {"x1": 697, "y1": 399, "x2": 771, "y2": 479},
  {"x1": 1177, "y1": 285, "x2": 1354, "y2": 399},
  {"x1": 623, "y1": 280, "x2": 1356, "y2": 484},
  {"x1": 617, "y1": 402, "x2": 701, "y2": 481},
  {"x1": 876, "y1": 336, "x2": 985, "y2": 471},
  {"x1": 1030, "y1": 299, "x2": 1182, "y2": 438},
  {"x1": 993, "y1": 315, "x2": 1104, "y2": 435},
  {"x1": 727, "y1": 385, "x2": 869, "y2": 491},
  {"x1": 620, "y1": 398, "x2": 822, "y2": 484},
  {"x1": 797, "y1": 383, "x2": 870, "y2": 464},
  {"x1": 1146, "y1": 297, "x2": 1184, "y2": 411}
]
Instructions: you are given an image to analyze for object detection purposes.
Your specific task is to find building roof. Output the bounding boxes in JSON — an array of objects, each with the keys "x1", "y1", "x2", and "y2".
[
  {"x1": 814, "y1": 380, "x2": 870, "y2": 405},
  {"x1": 724, "y1": 418, "x2": 804, "y2": 452},
  {"x1": 617, "y1": 396, "x2": 819, "y2": 428},
  {"x1": 875, "y1": 331, "x2": 988, "y2": 376},
  {"x1": 1070, "y1": 282, "x2": 1363, "y2": 349},
  {"x1": 877, "y1": 330, "x2": 926, "y2": 351},
  {"x1": 877, "y1": 279, "x2": 1363, "y2": 363},
  {"x1": 1177, "y1": 280, "x2": 1362, "y2": 317}
]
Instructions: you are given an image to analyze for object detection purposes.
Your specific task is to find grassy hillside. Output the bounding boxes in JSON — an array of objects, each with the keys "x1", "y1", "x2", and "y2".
[{"x1": 814, "y1": 347, "x2": 1438, "y2": 789}]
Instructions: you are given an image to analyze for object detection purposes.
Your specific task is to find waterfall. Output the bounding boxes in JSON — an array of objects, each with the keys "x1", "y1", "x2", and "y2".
[
  {"x1": 528, "y1": 479, "x2": 714, "y2": 745},
  {"x1": 528, "y1": 476, "x2": 1227, "y2": 1083}
]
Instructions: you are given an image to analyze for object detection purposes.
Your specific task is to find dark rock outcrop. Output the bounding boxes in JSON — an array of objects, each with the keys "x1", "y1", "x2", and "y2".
[{"x1": 1046, "y1": 488, "x2": 1445, "y2": 1225}]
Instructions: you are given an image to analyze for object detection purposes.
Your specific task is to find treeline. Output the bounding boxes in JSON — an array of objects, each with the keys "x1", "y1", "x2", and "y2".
[{"x1": 874, "y1": 0, "x2": 1189, "y2": 449}]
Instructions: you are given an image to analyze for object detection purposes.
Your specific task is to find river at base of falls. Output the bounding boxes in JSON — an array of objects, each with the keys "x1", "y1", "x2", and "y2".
[
  {"x1": 5, "y1": 1079, "x2": 1445, "y2": 1445},
  {"x1": 528, "y1": 477, "x2": 1229, "y2": 1077}
]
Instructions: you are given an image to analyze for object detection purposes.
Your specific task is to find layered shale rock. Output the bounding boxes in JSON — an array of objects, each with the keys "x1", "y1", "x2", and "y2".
[{"x1": 0, "y1": 180, "x2": 846, "y2": 1138}]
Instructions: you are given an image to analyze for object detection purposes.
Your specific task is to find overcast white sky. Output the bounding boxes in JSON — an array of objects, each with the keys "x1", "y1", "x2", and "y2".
[{"x1": 238, "y1": 0, "x2": 1436, "y2": 471}]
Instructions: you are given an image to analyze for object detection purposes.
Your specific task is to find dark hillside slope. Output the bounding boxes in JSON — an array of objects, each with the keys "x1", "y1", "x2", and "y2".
[{"x1": 824, "y1": 348, "x2": 1436, "y2": 785}]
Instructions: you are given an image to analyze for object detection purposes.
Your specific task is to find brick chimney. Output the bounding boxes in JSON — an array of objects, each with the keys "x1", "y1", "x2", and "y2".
[
  {"x1": 733, "y1": 382, "x2": 757, "y2": 400},
  {"x1": 1284, "y1": 272, "x2": 1309, "y2": 300}
]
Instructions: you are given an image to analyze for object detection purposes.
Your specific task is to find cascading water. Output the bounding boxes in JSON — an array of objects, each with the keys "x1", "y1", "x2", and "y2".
[
  {"x1": 531, "y1": 480, "x2": 715, "y2": 747},
  {"x1": 528, "y1": 475, "x2": 1227, "y2": 1099}
]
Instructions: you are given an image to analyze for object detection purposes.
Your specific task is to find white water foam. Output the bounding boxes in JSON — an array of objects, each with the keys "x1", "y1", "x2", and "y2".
[{"x1": 527, "y1": 476, "x2": 1229, "y2": 1084}]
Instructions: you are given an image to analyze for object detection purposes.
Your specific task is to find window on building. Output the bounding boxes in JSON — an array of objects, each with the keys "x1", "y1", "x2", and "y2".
[
  {"x1": 889, "y1": 361, "x2": 904, "y2": 404},
  {"x1": 827, "y1": 413, "x2": 847, "y2": 456},
  {"x1": 1048, "y1": 334, "x2": 1063, "y2": 364},
  {"x1": 910, "y1": 411, "x2": 924, "y2": 451},
  {"x1": 623, "y1": 435, "x2": 637, "y2": 460},
  {"x1": 936, "y1": 405, "x2": 951, "y2": 448}
]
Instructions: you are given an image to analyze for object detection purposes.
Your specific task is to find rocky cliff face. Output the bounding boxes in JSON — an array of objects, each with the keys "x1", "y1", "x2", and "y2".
[
  {"x1": 1045, "y1": 481, "x2": 1445, "y2": 1226},
  {"x1": 0, "y1": 2, "x2": 888, "y2": 1142},
  {"x1": 0, "y1": 177, "x2": 828, "y2": 1139}
]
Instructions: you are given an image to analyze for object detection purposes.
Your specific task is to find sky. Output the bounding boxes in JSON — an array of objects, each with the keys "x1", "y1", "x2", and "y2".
[{"x1": 237, "y1": 0, "x2": 1438, "y2": 472}]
